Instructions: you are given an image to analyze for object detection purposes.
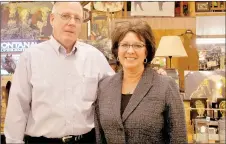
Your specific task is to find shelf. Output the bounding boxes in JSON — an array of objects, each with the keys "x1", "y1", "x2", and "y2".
[
  {"x1": 193, "y1": 119, "x2": 219, "y2": 125},
  {"x1": 211, "y1": 8, "x2": 225, "y2": 11},
  {"x1": 186, "y1": 108, "x2": 226, "y2": 111},
  {"x1": 195, "y1": 12, "x2": 226, "y2": 16},
  {"x1": 193, "y1": 134, "x2": 219, "y2": 141}
]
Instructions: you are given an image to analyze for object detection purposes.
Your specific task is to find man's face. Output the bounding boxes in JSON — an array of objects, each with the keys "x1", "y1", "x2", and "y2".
[{"x1": 50, "y1": 2, "x2": 83, "y2": 45}]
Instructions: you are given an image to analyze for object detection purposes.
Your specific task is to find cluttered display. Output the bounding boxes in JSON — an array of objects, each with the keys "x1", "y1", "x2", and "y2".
[{"x1": 184, "y1": 70, "x2": 225, "y2": 143}]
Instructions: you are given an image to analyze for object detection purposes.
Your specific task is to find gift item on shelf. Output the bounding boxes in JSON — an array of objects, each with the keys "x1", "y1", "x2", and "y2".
[
  {"x1": 190, "y1": 98, "x2": 207, "y2": 120},
  {"x1": 212, "y1": 102, "x2": 219, "y2": 120},
  {"x1": 218, "y1": 119, "x2": 226, "y2": 143},
  {"x1": 217, "y1": 98, "x2": 226, "y2": 119},
  {"x1": 192, "y1": 119, "x2": 222, "y2": 143},
  {"x1": 193, "y1": 119, "x2": 209, "y2": 143}
]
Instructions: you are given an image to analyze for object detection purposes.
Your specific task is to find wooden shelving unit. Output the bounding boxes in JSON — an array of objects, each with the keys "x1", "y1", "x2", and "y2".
[
  {"x1": 194, "y1": 1, "x2": 226, "y2": 16},
  {"x1": 210, "y1": 2, "x2": 226, "y2": 12}
]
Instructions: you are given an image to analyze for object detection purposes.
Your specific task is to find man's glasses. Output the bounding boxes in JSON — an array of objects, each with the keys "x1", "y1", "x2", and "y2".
[
  {"x1": 119, "y1": 43, "x2": 146, "y2": 50},
  {"x1": 56, "y1": 13, "x2": 82, "y2": 24}
]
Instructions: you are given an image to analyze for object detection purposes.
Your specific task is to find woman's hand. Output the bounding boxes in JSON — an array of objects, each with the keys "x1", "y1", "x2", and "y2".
[{"x1": 153, "y1": 67, "x2": 167, "y2": 76}]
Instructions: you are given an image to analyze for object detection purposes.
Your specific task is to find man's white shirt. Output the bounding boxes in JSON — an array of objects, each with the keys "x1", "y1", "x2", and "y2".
[{"x1": 4, "y1": 36, "x2": 115, "y2": 143}]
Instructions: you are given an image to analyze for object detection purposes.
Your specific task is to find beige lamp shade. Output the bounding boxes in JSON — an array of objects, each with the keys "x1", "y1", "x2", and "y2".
[{"x1": 155, "y1": 36, "x2": 188, "y2": 57}]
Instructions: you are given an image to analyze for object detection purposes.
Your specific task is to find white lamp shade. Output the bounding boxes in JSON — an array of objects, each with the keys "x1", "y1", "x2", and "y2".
[{"x1": 155, "y1": 36, "x2": 188, "y2": 57}]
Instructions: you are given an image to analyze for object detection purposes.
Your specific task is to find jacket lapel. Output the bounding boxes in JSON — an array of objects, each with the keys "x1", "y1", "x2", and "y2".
[
  {"x1": 122, "y1": 68, "x2": 154, "y2": 122},
  {"x1": 109, "y1": 70, "x2": 124, "y2": 128}
]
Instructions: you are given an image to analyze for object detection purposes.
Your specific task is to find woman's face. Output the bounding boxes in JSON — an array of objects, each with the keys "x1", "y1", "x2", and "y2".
[{"x1": 118, "y1": 31, "x2": 147, "y2": 70}]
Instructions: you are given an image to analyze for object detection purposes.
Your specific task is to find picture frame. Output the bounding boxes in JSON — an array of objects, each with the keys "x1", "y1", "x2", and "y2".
[
  {"x1": 195, "y1": 2, "x2": 210, "y2": 12},
  {"x1": 131, "y1": 2, "x2": 175, "y2": 17}
]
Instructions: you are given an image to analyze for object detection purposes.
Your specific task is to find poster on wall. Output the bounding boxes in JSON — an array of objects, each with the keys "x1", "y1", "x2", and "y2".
[
  {"x1": 1, "y1": 2, "x2": 53, "y2": 40},
  {"x1": 1, "y1": 39, "x2": 42, "y2": 76},
  {"x1": 1, "y1": 2, "x2": 53, "y2": 75},
  {"x1": 131, "y1": 2, "x2": 175, "y2": 17}
]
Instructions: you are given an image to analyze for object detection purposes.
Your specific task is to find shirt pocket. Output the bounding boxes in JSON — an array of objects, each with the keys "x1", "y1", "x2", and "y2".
[{"x1": 82, "y1": 76, "x2": 98, "y2": 102}]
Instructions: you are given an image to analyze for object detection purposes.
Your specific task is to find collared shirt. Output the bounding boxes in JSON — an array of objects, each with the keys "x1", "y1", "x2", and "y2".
[{"x1": 4, "y1": 36, "x2": 115, "y2": 143}]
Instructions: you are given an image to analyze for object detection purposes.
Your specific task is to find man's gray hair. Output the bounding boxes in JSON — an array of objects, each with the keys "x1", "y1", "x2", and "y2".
[{"x1": 51, "y1": 2, "x2": 83, "y2": 14}]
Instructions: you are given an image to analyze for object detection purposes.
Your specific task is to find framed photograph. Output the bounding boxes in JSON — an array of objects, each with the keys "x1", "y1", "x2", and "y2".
[
  {"x1": 197, "y1": 44, "x2": 224, "y2": 71},
  {"x1": 195, "y1": 2, "x2": 210, "y2": 12}
]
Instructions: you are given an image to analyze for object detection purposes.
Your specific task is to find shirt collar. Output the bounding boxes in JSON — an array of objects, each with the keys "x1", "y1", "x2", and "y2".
[{"x1": 49, "y1": 35, "x2": 78, "y2": 56}]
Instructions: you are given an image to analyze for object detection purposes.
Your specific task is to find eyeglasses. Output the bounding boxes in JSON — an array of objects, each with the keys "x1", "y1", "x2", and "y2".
[
  {"x1": 119, "y1": 43, "x2": 146, "y2": 50},
  {"x1": 56, "y1": 13, "x2": 82, "y2": 24}
]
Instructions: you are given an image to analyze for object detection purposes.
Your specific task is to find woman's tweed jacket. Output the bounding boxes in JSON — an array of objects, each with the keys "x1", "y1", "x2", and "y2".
[{"x1": 95, "y1": 67, "x2": 187, "y2": 144}]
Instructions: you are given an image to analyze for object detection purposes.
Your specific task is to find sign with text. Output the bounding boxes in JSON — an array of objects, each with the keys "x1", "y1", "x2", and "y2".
[
  {"x1": 1, "y1": 39, "x2": 43, "y2": 75},
  {"x1": 1, "y1": 40, "x2": 40, "y2": 53}
]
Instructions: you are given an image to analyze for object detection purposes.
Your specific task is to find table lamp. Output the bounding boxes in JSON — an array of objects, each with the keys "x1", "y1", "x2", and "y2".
[{"x1": 155, "y1": 36, "x2": 188, "y2": 68}]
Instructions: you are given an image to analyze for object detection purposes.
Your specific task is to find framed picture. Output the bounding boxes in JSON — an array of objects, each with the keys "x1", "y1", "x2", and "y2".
[
  {"x1": 131, "y1": 2, "x2": 175, "y2": 17},
  {"x1": 197, "y1": 44, "x2": 224, "y2": 71},
  {"x1": 195, "y1": 2, "x2": 210, "y2": 12}
]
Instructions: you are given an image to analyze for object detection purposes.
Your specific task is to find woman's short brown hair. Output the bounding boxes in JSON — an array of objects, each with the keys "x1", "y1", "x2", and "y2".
[{"x1": 111, "y1": 20, "x2": 156, "y2": 66}]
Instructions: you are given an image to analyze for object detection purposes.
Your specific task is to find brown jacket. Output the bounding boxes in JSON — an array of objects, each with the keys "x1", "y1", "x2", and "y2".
[{"x1": 95, "y1": 68, "x2": 187, "y2": 144}]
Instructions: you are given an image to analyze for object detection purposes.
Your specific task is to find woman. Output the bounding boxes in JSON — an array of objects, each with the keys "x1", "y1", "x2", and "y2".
[{"x1": 94, "y1": 20, "x2": 187, "y2": 144}]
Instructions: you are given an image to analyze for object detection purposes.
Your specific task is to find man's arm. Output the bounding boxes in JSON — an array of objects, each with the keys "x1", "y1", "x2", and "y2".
[
  {"x1": 97, "y1": 54, "x2": 115, "y2": 80},
  {"x1": 4, "y1": 51, "x2": 32, "y2": 143}
]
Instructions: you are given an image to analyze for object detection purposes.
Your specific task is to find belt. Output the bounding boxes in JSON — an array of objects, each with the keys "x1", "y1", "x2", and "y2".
[
  {"x1": 24, "y1": 129, "x2": 95, "y2": 143},
  {"x1": 25, "y1": 134, "x2": 85, "y2": 143},
  {"x1": 62, "y1": 135, "x2": 83, "y2": 143}
]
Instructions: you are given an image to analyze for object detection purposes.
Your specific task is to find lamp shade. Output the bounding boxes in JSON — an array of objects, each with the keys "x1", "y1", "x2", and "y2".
[{"x1": 155, "y1": 36, "x2": 188, "y2": 57}]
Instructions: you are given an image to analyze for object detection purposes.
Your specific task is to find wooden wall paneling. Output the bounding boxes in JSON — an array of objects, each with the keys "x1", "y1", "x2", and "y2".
[
  {"x1": 178, "y1": 32, "x2": 199, "y2": 91},
  {"x1": 123, "y1": 2, "x2": 127, "y2": 17},
  {"x1": 79, "y1": 23, "x2": 88, "y2": 40},
  {"x1": 188, "y1": 2, "x2": 196, "y2": 17},
  {"x1": 150, "y1": 29, "x2": 199, "y2": 91},
  {"x1": 149, "y1": 29, "x2": 199, "y2": 91},
  {"x1": 183, "y1": 101, "x2": 194, "y2": 143}
]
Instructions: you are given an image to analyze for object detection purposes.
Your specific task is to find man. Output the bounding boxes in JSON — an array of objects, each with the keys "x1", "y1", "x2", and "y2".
[{"x1": 4, "y1": 2, "x2": 114, "y2": 143}]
